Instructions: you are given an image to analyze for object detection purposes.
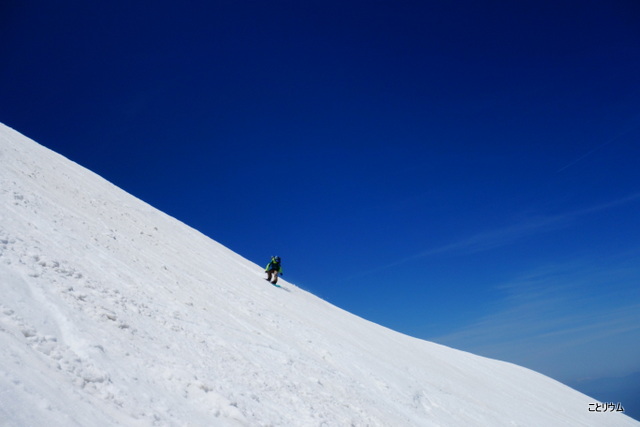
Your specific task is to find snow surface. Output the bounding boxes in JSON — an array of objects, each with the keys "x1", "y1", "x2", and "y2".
[{"x1": 0, "y1": 122, "x2": 636, "y2": 427}]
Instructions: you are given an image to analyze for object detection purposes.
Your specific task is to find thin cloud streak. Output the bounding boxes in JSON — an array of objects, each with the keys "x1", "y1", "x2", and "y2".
[
  {"x1": 432, "y1": 264, "x2": 640, "y2": 380},
  {"x1": 347, "y1": 192, "x2": 640, "y2": 281},
  {"x1": 557, "y1": 139, "x2": 616, "y2": 173},
  {"x1": 557, "y1": 114, "x2": 640, "y2": 173},
  {"x1": 431, "y1": 192, "x2": 640, "y2": 257}
]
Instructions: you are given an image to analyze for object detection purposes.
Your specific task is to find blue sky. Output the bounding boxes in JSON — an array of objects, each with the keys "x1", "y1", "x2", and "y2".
[{"x1": 2, "y1": 0, "x2": 640, "y2": 416}]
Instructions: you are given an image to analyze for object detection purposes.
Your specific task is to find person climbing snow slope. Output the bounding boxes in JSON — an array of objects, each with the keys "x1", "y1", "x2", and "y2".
[{"x1": 265, "y1": 256, "x2": 283, "y2": 284}]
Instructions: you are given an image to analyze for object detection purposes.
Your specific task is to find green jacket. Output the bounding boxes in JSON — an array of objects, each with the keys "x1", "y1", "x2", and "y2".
[{"x1": 265, "y1": 260, "x2": 282, "y2": 273}]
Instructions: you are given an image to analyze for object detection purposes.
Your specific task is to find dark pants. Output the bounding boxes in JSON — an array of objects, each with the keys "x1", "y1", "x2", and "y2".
[{"x1": 266, "y1": 269, "x2": 279, "y2": 284}]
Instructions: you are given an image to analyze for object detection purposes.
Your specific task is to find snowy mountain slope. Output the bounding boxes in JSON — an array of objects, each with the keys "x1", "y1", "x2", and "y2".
[{"x1": 0, "y1": 122, "x2": 636, "y2": 426}]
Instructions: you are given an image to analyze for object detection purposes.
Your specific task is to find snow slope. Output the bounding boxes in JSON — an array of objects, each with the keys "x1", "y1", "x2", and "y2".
[{"x1": 0, "y1": 122, "x2": 636, "y2": 426}]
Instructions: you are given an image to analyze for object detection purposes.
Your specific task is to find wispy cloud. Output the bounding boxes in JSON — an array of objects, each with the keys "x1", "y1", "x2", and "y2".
[
  {"x1": 436, "y1": 192, "x2": 640, "y2": 255},
  {"x1": 341, "y1": 192, "x2": 640, "y2": 284},
  {"x1": 432, "y1": 262, "x2": 640, "y2": 382},
  {"x1": 414, "y1": 215, "x2": 563, "y2": 256},
  {"x1": 557, "y1": 139, "x2": 615, "y2": 173},
  {"x1": 360, "y1": 192, "x2": 640, "y2": 277},
  {"x1": 557, "y1": 114, "x2": 640, "y2": 173}
]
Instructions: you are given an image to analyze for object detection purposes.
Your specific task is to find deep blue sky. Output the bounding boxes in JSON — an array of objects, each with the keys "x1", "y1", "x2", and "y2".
[{"x1": 2, "y1": 0, "x2": 640, "y2": 416}]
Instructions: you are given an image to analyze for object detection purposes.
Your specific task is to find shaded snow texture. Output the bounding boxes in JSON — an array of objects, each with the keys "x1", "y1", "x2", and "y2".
[{"x1": 0, "y1": 122, "x2": 637, "y2": 426}]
